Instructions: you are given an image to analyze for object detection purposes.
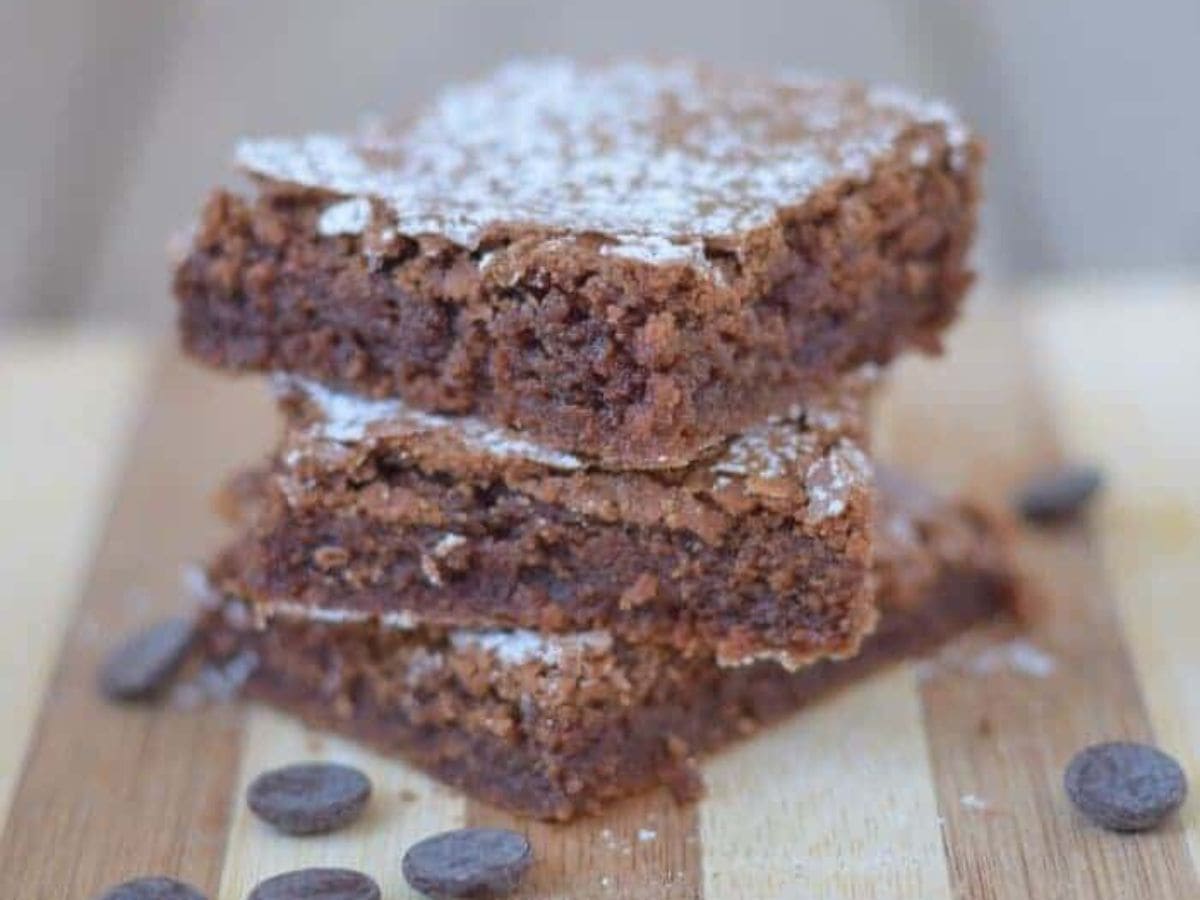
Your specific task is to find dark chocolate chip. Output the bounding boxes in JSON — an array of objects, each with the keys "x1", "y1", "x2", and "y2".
[
  {"x1": 99, "y1": 618, "x2": 197, "y2": 700},
  {"x1": 403, "y1": 827, "x2": 532, "y2": 898},
  {"x1": 1015, "y1": 465, "x2": 1103, "y2": 524},
  {"x1": 246, "y1": 868, "x2": 380, "y2": 900},
  {"x1": 97, "y1": 876, "x2": 206, "y2": 900},
  {"x1": 1065, "y1": 741, "x2": 1187, "y2": 831},
  {"x1": 247, "y1": 762, "x2": 372, "y2": 835}
]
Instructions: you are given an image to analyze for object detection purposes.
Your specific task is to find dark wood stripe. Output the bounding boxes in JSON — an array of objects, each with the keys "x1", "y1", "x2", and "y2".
[
  {"x1": 884, "y1": 311, "x2": 1200, "y2": 899},
  {"x1": 0, "y1": 354, "x2": 275, "y2": 897},
  {"x1": 466, "y1": 790, "x2": 703, "y2": 899}
]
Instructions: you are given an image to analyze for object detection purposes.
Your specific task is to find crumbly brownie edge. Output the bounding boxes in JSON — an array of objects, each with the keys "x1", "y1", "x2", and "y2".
[
  {"x1": 201, "y1": 565, "x2": 1011, "y2": 821},
  {"x1": 174, "y1": 130, "x2": 980, "y2": 468},
  {"x1": 211, "y1": 481, "x2": 875, "y2": 669}
]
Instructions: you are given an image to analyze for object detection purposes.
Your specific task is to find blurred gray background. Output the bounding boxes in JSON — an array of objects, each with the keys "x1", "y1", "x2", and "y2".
[{"x1": 3, "y1": 0, "x2": 1197, "y2": 328}]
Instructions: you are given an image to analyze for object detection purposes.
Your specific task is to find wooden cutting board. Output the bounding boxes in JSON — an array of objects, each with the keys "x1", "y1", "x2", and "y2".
[{"x1": 1, "y1": 284, "x2": 1197, "y2": 898}]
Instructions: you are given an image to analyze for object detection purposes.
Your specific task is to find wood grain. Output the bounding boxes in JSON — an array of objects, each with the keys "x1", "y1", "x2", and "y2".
[
  {"x1": 1, "y1": 290, "x2": 1198, "y2": 898},
  {"x1": 1028, "y1": 283, "x2": 1200, "y2": 867},
  {"x1": 0, "y1": 352, "x2": 275, "y2": 898},
  {"x1": 700, "y1": 667, "x2": 952, "y2": 900},
  {"x1": 0, "y1": 333, "x2": 148, "y2": 820},
  {"x1": 880, "y1": 308, "x2": 1200, "y2": 899}
]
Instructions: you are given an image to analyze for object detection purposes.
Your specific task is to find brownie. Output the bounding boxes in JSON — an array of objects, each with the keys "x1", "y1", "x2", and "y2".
[
  {"x1": 175, "y1": 59, "x2": 982, "y2": 468},
  {"x1": 210, "y1": 371, "x2": 877, "y2": 670},
  {"x1": 198, "y1": 473, "x2": 1014, "y2": 820}
]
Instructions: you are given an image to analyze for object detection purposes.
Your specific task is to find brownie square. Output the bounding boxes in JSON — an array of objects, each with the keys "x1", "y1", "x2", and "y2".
[
  {"x1": 175, "y1": 60, "x2": 981, "y2": 467},
  {"x1": 211, "y1": 370, "x2": 877, "y2": 670},
  {"x1": 198, "y1": 471, "x2": 1015, "y2": 820}
]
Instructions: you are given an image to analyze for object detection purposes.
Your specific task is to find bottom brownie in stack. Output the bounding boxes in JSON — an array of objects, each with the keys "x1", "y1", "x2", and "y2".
[{"x1": 199, "y1": 468, "x2": 1014, "y2": 821}]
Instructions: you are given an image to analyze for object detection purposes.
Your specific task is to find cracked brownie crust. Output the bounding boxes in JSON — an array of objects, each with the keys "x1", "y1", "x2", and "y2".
[
  {"x1": 213, "y1": 374, "x2": 877, "y2": 669},
  {"x1": 199, "y1": 473, "x2": 1014, "y2": 820},
  {"x1": 175, "y1": 60, "x2": 981, "y2": 467}
]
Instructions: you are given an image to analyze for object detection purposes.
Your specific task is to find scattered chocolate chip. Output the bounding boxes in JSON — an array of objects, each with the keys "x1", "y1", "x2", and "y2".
[
  {"x1": 402, "y1": 827, "x2": 532, "y2": 898},
  {"x1": 247, "y1": 762, "x2": 372, "y2": 835},
  {"x1": 1065, "y1": 741, "x2": 1187, "y2": 831},
  {"x1": 97, "y1": 876, "x2": 206, "y2": 900},
  {"x1": 99, "y1": 618, "x2": 197, "y2": 700},
  {"x1": 1015, "y1": 465, "x2": 1103, "y2": 524},
  {"x1": 247, "y1": 868, "x2": 380, "y2": 900}
]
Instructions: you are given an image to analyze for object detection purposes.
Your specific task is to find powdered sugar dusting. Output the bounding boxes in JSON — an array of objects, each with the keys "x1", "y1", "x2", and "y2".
[
  {"x1": 709, "y1": 365, "x2": 871, "y2": 487},
  {"x1": 804, "y1": 439, "x2": 872, "y2": 523},
  {"x1": 316, "y1": 197, "x2": 372, "y2": 236},
  {"x1": 222, "y1": 596, "x2": 616, "y2": 670},
  {"x1": 600, "y1": 235, "x2": 708, "y2": 267},
  {"x1": 282, "y1": 374, "x2": 584, "y2": 471},
  {"x1": 450, "y1": 628, "x2": 613, "y2": 666},
  {"x1": 259, "y1": 600, "x2": 421, "y2": 631},
  {"x1": 716, "y1": 645, "x2": 812, "y2": 672},
  {"x1": 431, "y1": 533, "x2": 466, "y2": 557},
  {"x1": 967, "y1": 639, "x2": 1057, "y2": 678},
  {"x1": 868, "y1": 85, "x2": 971, "y2": 169},
  {"x1": 420, "y1": 532, "x2": 468, "y2": 587},
  {"x1": 291, "y1": 368, "x2": 868, "y2": 488},
  {"x1": 959, "y1": 793, "x2": 990, "y2": 812},
  {"x1": 181, "y1": 562, "x2": 219, "y2": 608},
  {"x1": 170, "y1": 650, "x2": 259, "y2": 709},
  {"x1": 921, "y1": 638, "x2": 1059, "y2": 682},
  {"x1": 713, "y1": 419, "x2": 820, "y2": 481},
  {"x1": 237, "y1": 59, "x2": 970, "y2": 260},
  {"x1": 404, "y1": 647, "x2": 446, "y2": 687}
]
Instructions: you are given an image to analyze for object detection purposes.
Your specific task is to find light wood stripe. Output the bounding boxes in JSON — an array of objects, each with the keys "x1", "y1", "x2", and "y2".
[
  {"x1": 0, "y1": 333, "x2": 148, "y2": 821},
  {"x1": 218, "y1": 708, "x2": 465, "y2": 898},
  {"x1": 881, "y1": 308, "x2": 1200, "y2": 898},
  {"x1": 467, "y1": 788, "x2": 701, "y2": 898},
  {"x1": 1029, "y1": 285, "x2": 1200, "y2": 865},
  {"x1": 700, "y1": 666, "x2": 953, "y2": 900},
  {"x1": 0, "y1": 353, "x2": 275, "y2": 897}
]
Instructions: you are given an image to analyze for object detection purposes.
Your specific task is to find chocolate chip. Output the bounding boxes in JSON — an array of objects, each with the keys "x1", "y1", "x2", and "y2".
[
  {"x1": 1065, "y1": 741, "x2": 1187, "y2": 831},
  {"x1": 99, "y1": 618, "x2": 197, "y2": 700},
  {"x1": 97, "y1": 876, "x2": 206, "y2": 900},
  {"x1": 246, "y1": 868, "x2": 380, "y2": 900},
  {"x1": 1015, "y1": 465, "x2": 1103, "y2": 524},
  {"x1": 402, "y1": 827, "x2": 532, "y2": 898},
  {"x1": 247, "y1": 762, "x2": 372, "y2": 835}
]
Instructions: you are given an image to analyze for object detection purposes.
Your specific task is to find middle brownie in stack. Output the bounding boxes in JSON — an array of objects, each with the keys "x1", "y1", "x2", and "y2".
[
  {"x1": 213, "y1": 370, "x2": 875, "y2": 670},
  {"x1": 177, "y1": 60, "x2": 992, "y2": 818}
]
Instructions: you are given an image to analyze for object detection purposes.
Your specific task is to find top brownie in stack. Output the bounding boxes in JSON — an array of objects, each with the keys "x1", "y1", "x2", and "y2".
[{"x1": 175, "y1": 59, "x2": 981, "y2": 468}]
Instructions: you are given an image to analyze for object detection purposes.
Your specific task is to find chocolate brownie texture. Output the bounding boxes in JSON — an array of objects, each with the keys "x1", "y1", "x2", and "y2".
[
  {"x1": 174, "y1": 60, "x2": 982, "y2": 468},
  {"x1": 210, "y1": 372, "x2": 877, "y2": 670},
  {"x1": 197, "y1": 472, "x2": 1015, "y2": 820}
]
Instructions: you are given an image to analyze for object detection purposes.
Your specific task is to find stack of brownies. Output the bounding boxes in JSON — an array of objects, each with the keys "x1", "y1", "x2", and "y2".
[{"x1": 176, "y1": 60, "x2": 1014, "y2": 820}]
